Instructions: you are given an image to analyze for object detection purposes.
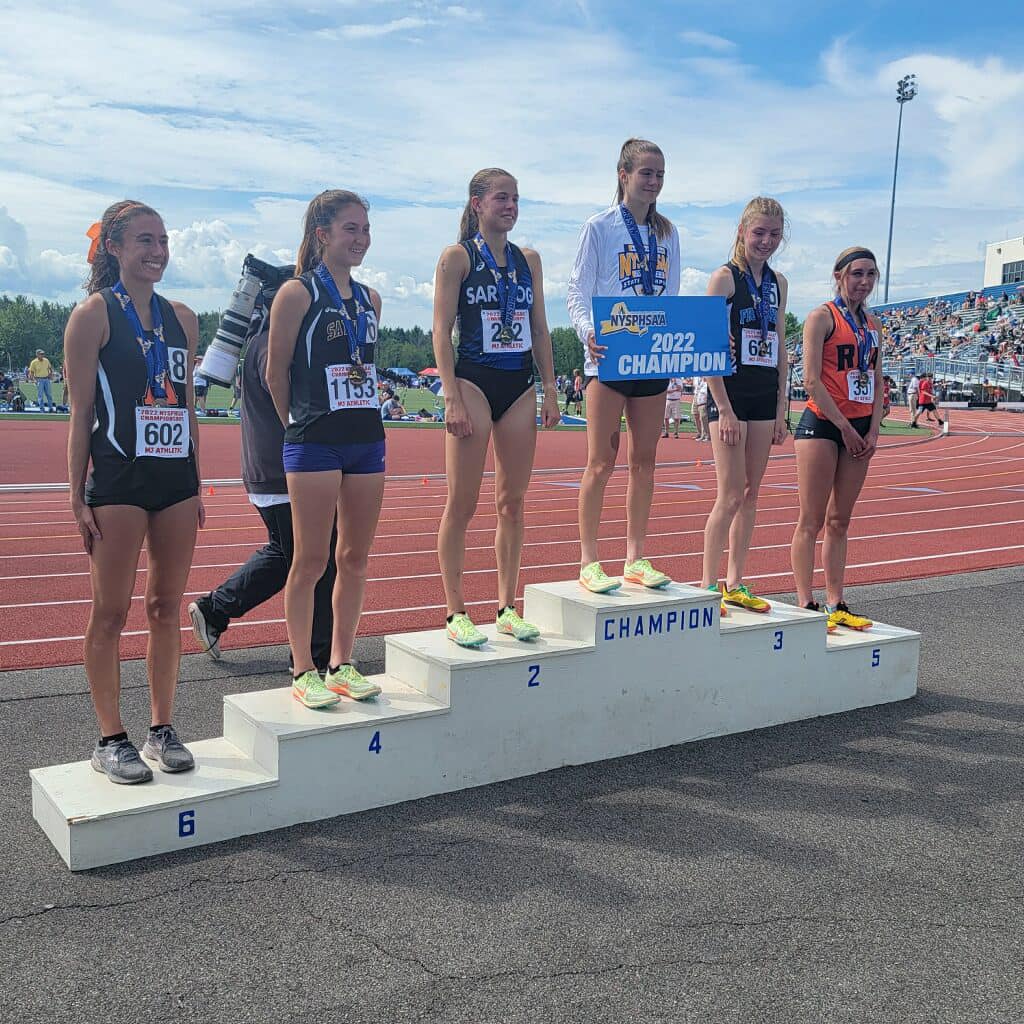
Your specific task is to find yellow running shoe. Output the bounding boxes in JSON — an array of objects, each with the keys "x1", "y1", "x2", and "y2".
[
  {"x1": 708, "y1": 583, "x2": 729, "y2": 617},
  {"x1": 446, "y1": 612, "x2": 487, "y2": 648},
  {"x1": 623, "y1": 558, "x2": 671, "y2": 589},
  {"x1": 827, "y1": 602, "x2": 872, "y2": 631},
  {"x1": 579, "y1": 561, "x2": 622, "y2": 594},
  {"x1": 325, "y1": 663, "x2": 382, "y2": 701},
  {"x1": 722, "y1": 583, "x2": 771, "y2": 614},
  {"x1": 496, "y1": 607, "x2": 541, "y2": 641},
  {"x1": 292, "y1": 669, "x2": 341, "y2": 709},
  {"x1": 805, "y1": 600, "x2": 836, "y2": 633}
]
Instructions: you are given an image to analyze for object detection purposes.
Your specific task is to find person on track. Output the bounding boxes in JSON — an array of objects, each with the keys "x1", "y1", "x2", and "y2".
[
  {"x1": 432, "y1": 167, "x2": 560, "y2": 647},
  {"x1": 700, "y1": 197, "x2": 790, "y2": 616},
  {"x1": 188, "y1": 270, "x2": 338, "y2": 672},
  {"x1": 906, "y1": 372, "x2": 920, "y2": 425},
  {"x1": 911, "y1": 372, "x2": 944, "y2": 428},
  {"x1": 64, "y1": 200, "x2": 203, "y2": 785},
  {"x1": 567, "y1": 137, "x2": 681, "y2": 594},
  {"x1": 790, "y1": 246, "x2": 884, "y2": 632},
  {"x1": 663, "y1": 377, "x2": 684, "y2": 438},
  {"x1": 267, "y1": 190, "x2": 385, "y2": 708}
]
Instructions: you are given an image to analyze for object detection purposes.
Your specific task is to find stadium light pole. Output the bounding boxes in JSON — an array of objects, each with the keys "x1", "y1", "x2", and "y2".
[{"x1": 884, "y1": 73, "x2": 917, "y2": 303}]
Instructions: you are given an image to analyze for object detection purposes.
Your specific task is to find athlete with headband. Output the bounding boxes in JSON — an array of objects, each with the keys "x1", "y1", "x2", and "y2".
[
  {"x1": 65, "y1": 201, "x2": 203, "y2": 784},
  {"x1": 433, "y1": 167, "x2": 560, "y2": 647},
  {"x1": 567, "y1": 137, "x2": 681, "y2": 594},
  {"x1": 791, "y1": 246, "x2": 883, "y2": 632},
  {"x1": 701, "y1": 197, "x2": 790, "y2": 617},
  {"x1": 267, "y1": 190, "x2": 385, "y2": 707}
]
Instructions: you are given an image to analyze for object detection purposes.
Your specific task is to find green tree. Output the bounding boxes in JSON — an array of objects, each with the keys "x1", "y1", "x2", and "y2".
[
  {"x1": 549, "y1": 326, "x2": 582, "y2": 377},
  {"x1": 0, "y1": 296, "x2": 62, "y2": 371}
]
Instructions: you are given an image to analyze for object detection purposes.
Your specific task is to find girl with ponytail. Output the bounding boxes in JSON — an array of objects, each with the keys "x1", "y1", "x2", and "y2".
[
  {"x1": 701, "y1": 197, "x2": 790, "y2": 617},
  {"x1": 266, "y1": 190, "x2": 386, "y2": 708},
  {"x1": 566, "y1": 138, "x2": 681, "y2": 595},
  {"x1": 431, "y1": 168, "x2": 560, "y2": 647},
  {"x1": 64, "y1": 200, "x2": 203, "y2": 784}
]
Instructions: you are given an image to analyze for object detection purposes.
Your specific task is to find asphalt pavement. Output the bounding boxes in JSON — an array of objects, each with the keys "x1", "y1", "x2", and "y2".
[{"x1": 2, "y1": 566, "x2": 1022, "y2": 1023}]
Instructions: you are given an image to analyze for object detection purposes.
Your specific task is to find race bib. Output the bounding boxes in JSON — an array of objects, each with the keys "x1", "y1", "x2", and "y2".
[
  {"x1": 325, "y1": 363, "x2": 379, "y2": 411},
  {"x1": 135, "y1": 406, "x2": 189, "y2": 459},
  {"x1": 482, "y1": 309, "x2": 532, "y2": 354},
  {"x1": 847, "y1": 370, "x2": 875, "y2": 404},
  {"x1": 741, "y1": 328, "x2": 778, "y2": 368}
]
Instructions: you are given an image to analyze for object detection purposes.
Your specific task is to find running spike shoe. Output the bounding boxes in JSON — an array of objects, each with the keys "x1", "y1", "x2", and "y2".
[
  {"x1": 579, "y1": 562, "x2": 622, "y2": 594},
  {"x1": 446, "y1": 613, "x2": 487, "y2": 648},
  {"x1": 805, "y1": 600, "x2": 836, "y2": 633},
  {"x1": 496, "y1": 607, "x2": 541, "y2": 641},
  {"x1": 709, "y1": 583, "x2": 729, "y2": 617},
  {"x1": 827, "y1": 602, "x2": 873, "y2": 632},
  {"x1": 623, "y1": 558, "x2": 671, "y2": 589},
  {"x1": 325, "y1": 663, "x2": 381, "y2": 701},
  {"x1": 722, "y1": 583, "x2": 771, "y2": 613},
  {"x1": 292, "y1": 669, "x2": 341, "y2": 709}
]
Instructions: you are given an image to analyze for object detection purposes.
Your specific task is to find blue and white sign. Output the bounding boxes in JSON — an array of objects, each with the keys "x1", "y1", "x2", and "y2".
[{"x1": 592, "y1": 295, "x2": 732, "y2": 381}]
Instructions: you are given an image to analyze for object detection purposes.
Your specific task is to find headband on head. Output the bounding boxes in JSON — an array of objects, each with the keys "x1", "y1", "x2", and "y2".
[
  {"x1": 85, "y1": 222, "x2": 102, "y2": 264},
  {"x1": 834, "y1": 249, "x2": 876, "y2": 273}
]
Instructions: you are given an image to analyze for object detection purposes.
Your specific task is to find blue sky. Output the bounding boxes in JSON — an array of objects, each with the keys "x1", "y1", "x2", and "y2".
[{"x1": 1, "y1": 0, "x2": 1023, "y2": 325}]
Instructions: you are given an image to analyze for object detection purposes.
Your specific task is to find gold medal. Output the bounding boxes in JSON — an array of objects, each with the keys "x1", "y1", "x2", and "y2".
[
  {"x1": 349, "y1": 362, "x2": 367, "y2": 385},
  {"x1": 498, "y1": 325, "x2": 515, "y2": 344}
]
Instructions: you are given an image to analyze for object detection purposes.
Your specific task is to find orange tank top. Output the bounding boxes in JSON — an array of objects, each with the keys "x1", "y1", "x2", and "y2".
[{"x1": 807, "y1": 302, "x2": 879, "y2": 420}]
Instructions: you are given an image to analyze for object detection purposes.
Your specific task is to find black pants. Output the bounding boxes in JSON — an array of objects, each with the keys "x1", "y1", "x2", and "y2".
[{"x1": 204, "y1": 502, "x2": 336, "y2": 670}]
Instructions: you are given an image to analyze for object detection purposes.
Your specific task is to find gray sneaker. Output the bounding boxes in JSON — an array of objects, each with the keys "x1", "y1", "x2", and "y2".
[
  {"x1": 142, "y1": 725, "x2": 196, "y2": 773},
  {"x1": 188, "y1": 600, "x2": 222, "y2": 660},
  {"x1": 91, "y1": 738, "x2": 154, "y2": 785}
]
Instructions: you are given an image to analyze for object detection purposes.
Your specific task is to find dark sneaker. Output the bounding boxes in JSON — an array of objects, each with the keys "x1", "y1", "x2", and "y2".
[
  {"x1": 188, "y1": 600, "x2": 222, "y2": 660},
  {"x1": 91, "y1": 738, "x2": 154, "y2": 785},
  {"x1": 142, "y1": 725, "x2": 196, "y2": 773}
]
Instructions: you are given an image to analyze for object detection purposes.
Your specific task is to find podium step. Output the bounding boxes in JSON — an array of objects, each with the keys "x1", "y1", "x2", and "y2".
[{"x1": 31, "y1": 583, "x2": 920, "y2": 870}]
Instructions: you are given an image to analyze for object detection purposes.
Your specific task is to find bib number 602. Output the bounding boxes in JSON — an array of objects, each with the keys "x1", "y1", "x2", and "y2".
[{"x1": 650, "y1": 331, "x2": 695, "y2": 353}]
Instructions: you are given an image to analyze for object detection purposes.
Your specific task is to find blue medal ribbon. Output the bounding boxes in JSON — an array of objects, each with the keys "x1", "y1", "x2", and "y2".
[
  {"x1": 111, "y1": 281, "x2": 170, "y2": 403},
  {"x1": 742, "y1": 265, "x2": 775, "y2": 341},
  {"x1": 472, "y1": 233, "x2": 518, "y2": 337},
  {"x1": 314, "y1": 263, "x2": 368, "y2": 367},
  {"x1": 833, "y1": 294, "x2": 875, "y2": 374},
  {"x1": 619, "y1": 204, "x2": 657, "y2": 295}
]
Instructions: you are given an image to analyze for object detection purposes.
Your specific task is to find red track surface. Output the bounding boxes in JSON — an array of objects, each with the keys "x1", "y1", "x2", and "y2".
[{"x1": 2, "y1": 412, "x2": 1024, "y2": 670}]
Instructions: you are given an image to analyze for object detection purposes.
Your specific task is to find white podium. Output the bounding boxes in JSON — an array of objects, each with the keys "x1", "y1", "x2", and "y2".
[{"x1": 31, "y1": 582, "x2": 919, "y2": 870}]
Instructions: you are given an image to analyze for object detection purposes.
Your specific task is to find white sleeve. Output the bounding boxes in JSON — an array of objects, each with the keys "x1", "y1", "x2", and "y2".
[
  {"x1": 566, "y1": 219, "x2": 599, "y2": 345},
  {"x1": 667, "y1": 226, "x2": 681, "y2": 296}
]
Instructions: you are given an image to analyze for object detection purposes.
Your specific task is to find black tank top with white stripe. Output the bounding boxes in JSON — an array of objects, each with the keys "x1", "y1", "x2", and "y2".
[
  {"x1": 284, "y1": 272, "x2": 385, "y2": 445},
  {"x1": 86, "y1": 288, "x2": 198, "y2": 499}
]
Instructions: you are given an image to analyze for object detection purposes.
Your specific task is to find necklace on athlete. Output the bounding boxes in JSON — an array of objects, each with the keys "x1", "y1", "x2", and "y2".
[
  {"x1": 619, "y1": 204, "x2": 657, "y2": 295},
  {"x1": 834, "y1": 294, "x2": 875, "y2": 387},
  {"x1": 111, "y1": 280, "x2": 172, "y2": 406},
  {"x1": 315, "y1": 262, "x2": 369, "y2": 384},
  {"x1": 473, "y1": 233, "x2": 518, "y2": 342}
]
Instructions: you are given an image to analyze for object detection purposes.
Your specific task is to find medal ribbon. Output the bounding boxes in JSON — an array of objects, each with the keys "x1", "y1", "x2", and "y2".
[
  {"x1": 742, "y1": 266, "x2": 775, "y2": 341},
  {"x1": 619, "y1": 204, "x2": 657, "y2": 295},
  {"x1": 834, "y1": 294, "x2": 875, "y2": 372},
  {"x1": 314, "y1": 263, "x2": 368, "y2": 364},
  {"x1": 111, "y1": 281, "x2": 171, "y2": 403},
  {"x1": 473, "y1": 233, "x2": 518, "y2": 331}
]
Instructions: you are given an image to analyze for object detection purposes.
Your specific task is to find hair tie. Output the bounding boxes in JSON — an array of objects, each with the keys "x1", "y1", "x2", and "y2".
[
  {"x1": 834, "y1": 249, "x2": 876, "y2": 273},
  {"x1": 86, "y1": 222, "x2": 102, "y2": 264}
]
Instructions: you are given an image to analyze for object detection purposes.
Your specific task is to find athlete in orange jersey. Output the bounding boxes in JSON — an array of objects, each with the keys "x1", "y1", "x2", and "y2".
[{"x1": 790, "y1": 247, "x2": 883, "y2": 632}]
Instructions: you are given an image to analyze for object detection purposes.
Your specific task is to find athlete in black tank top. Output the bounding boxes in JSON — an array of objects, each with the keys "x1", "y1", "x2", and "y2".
[
  {"x1": 65, "y1": 200, "x2": 203, "y2": 784},
  {"x1": 701, "y1": 198, "x2": 790, "y2": 617}
]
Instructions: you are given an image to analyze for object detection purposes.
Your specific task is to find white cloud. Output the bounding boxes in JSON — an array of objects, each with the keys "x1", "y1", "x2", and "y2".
[
  {"x1": 332, "y1": 16, "x2": 431, "y2": 39},
  {"x1": 678, "y1": 30, "x2": 735, "y2": 52}
]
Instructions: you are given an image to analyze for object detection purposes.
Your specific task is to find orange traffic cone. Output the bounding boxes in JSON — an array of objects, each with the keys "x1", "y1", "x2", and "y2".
[
  {"x1": 207, "y1": 485, "x2": 215, "y2": 496},
  {"x1": 695, "y1": 458, "x2": 702, "y2": 468},
  {"x1": 422, "y1": 476, "x2": 429, "y2": 486}
]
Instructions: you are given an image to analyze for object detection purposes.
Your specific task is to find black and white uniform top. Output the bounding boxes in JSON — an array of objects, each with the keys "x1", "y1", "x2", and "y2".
[
  {"x1": 86, "y1": 288, "x2": 198, "y2": 501},
  {"x1": 285, "y1": 272, "x2": 385, "y2": 446},
  {"x1": 455, "y1": 240, "x2": 534, "y2": 372},
  {"x1": 723, "y1": 260, "x2": 781, "y2": 403}
]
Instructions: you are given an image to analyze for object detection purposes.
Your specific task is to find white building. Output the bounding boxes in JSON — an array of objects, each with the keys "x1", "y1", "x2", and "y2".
[{"x1": 984, "y1": 237, "x2": 1024, "y2": 288}]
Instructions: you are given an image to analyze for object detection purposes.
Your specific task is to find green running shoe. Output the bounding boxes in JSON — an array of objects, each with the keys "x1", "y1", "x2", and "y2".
[
  {"x1": 579, "y1": 561, "x2": 622, "y2": 594},
  {"x1": 496, "y1": 607, "x2": 540, "y2": 641},
  {"x1": 292, "y1": 669, "x2": 340, "y2": 709},
  {"x1": 623, "y1": 557, "x2": 671, "y2": 589},
  {"x1": 446, "y1": 613, "x2": 487, "y2": 648},
  {"x1": 325, "y1": 663, "x2": 382, "y2": 701}
]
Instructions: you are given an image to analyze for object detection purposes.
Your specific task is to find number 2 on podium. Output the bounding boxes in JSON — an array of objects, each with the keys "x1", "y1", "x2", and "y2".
[{"x1": 527, "y1": 664, "x2": 541, "y2": 687}]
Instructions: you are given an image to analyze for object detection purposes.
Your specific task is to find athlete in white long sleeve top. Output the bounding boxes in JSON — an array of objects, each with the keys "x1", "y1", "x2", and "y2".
[{"x1": 567, "y1": 205, "x2": 681, "y2": 378}]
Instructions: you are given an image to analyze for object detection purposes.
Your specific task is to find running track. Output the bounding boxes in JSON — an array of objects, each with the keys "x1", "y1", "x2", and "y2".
[{"x1": 2, "y1": 411, "x2": 1023, "y2": 670}]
